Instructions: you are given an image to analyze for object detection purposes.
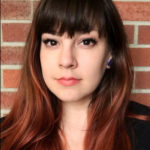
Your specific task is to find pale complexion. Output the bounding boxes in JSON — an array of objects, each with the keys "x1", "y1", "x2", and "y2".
[{"x1": 40, "y1": 30, "x2": 111, "y2": 150}]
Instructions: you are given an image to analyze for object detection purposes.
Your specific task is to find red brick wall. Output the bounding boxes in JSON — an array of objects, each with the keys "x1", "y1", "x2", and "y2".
[{"x1": 1, "y1": 0, "x2": 150, "y2": 116}]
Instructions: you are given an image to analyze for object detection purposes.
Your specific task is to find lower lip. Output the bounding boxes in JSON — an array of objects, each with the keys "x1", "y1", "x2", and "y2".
[{"x1": 57, "y1": 79, "x2": 81, "y2": 86}]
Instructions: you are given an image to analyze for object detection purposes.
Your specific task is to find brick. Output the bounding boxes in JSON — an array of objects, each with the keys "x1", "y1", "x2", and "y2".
[
  {"x1": 1, "y1": 92, "x2": 17, "y2": 109},
  {"x1": 135, "y1": 72, "x2": 150, "y2": 89},
  {"x1": 130, "y1": 94, "x2": 150, "y2": 107},
  {"x1": 2, "y1": 23, "x2": 30, "y2": 42},
  {"x1": 1, "y1": 1, "x2": 31, "y2": 20},
  {"x1": 138, "y1": 26, "x2": 150, "y2": 44},
  {"x1": 33, "y1": 1, "x2": 40, "y2": 8},
  {"x1": 1, "y1": 47, "x2": 23, "y2": 64},
  {"x1": 33, "y1": 1, "x2": 40, "y2": 13},
  {"x1": 130, "y1": 48, "x2": 150, "y2": 66},
  {"x1": 3, "y1": 69, "x2": 21, "y2": 88},
  {"x1": 115, "y1": 2, "x2": 150, "y2": 21},
  {"x1": 125, "y1": 25, "x2": 134, "y2": 44}
]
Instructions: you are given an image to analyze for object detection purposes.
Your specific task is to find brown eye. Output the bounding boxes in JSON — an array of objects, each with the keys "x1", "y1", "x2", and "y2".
[
  {"x1": 43, "y1": 39, "x2": 58, "y2": 46},
  {"x1": 82, "y1": 38, "x2": 97, "y2": 46}
]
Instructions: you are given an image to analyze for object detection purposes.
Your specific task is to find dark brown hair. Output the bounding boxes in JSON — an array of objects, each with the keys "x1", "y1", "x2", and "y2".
[{"x1": 1, "y1": 0, "x2": 133, "y2": 149}]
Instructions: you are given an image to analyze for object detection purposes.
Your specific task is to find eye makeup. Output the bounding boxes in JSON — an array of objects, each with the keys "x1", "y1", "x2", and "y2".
[
  {"x1": 42, "y1": 38, "x2": 58, "y2": 46},
  {"x1": 81, "y1": 38, "x2": 97, "y2": 46}
]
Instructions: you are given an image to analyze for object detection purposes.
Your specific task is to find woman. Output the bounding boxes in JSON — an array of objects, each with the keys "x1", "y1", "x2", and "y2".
[{"x1": 1, "y1": 0, "x2": 150, "y2": 150}]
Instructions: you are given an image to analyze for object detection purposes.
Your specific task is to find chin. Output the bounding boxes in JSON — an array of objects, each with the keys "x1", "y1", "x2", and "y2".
[
  {"x1": 56, "y1": 95, "x2": 81, "y2": 102},
  {"x1": 54, "y1": 92, "x2": 92, "y2": 104},
  {"x1": 49, "y1": 86, "x2": 92, "y2": 103}
]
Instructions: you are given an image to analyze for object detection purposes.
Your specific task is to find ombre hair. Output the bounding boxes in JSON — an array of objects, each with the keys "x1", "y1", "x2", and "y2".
[{"x1": 1, "y1": 0, "x2": 133, "y2": 149}]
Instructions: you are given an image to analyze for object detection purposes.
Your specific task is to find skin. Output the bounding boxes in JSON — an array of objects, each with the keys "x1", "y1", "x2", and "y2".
[{"x1": 40, "y1": 30, "x2": 111, "y2": 150}]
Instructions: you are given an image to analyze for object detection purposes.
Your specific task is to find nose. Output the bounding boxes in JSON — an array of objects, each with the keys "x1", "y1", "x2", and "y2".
[{"x1": 58, "y1": 45, "x2": 77, "y2": 69}]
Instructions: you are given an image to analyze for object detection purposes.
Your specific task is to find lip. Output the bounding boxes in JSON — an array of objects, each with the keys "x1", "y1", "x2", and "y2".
[{"x1": 57, "y1": 77, "x2": 81, "y2": 86}]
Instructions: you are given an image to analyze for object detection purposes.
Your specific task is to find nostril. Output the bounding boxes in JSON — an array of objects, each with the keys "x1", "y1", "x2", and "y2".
[
  {"x1": 59, "y1": 60, "x2": 77, "y2": 69},
  {"x1": 59, "y1": 55, "x2": 77, "y2": 69}
]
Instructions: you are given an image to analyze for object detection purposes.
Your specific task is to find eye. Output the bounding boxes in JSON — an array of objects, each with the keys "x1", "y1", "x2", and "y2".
[
  {"x1": 42, "y1": 39, "x2": 58, "y2": 47},
  {"x1": 81, "y1": 38, "x2": 97, "y2": 46}
]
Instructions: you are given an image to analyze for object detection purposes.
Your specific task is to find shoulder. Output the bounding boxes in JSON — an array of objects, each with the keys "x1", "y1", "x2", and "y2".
[
  {"x1": 0, "y1": 117, "x2": 6, "y2": 147},
  {"x1": 127, "y1": 101, "x2": 150, "y2": 150},
  {"x1": 0, "y1": 117, "x2": 6, "y2": 134},
  {"x1": 128, "y1": 101, "x2": 150, "y2": 115},
  {"x1": 0, "y1": 117, "x2": 5, "y2": 124}
]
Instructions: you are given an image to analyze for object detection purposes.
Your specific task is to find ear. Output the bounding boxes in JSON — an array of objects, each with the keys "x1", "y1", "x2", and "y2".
[{"x1": 106, "y1": 55, "x2": 112, "y2": 69}]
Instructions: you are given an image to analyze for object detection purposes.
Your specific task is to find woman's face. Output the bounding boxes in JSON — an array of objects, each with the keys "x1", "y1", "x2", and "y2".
[{"x1": 40, "y1": 30, "x2": 111, "y2": 103}]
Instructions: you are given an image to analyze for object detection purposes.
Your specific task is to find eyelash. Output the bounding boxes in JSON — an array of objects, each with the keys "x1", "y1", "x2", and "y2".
[
  {"x1": 42, "y1": 39, "x2": 58, "y2": 46},
  {"x1": 42, "y1": 38, "x2": 97, "y2": 47},
  {"x1": 81, "y1": 38, "x2": 97, "y2": 46}
]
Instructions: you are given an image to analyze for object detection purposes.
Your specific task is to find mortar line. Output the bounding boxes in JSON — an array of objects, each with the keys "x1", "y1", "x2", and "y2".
[
  {"x1": 1, "y1": 42, "x2": 25, "y2": 47},
  {"x1": 132, "y1": 89, "x2": 150, "y2": 93},
  {"x1": 1, "y1": 65, "x2": 22, "y2": 69},
  {"x1": 1, "y1": 109, "x2": 11, "y2": 118},
  {"x1": 134, "y1": 25, "x2": 139, "y2": 45},
  {"x1": 132, "y1": 71, "x2": 136, "y2": 89},
  {"x1": 30, "y1": 0, "x2": 34, "y2": 19},
  {"x1": 1, "y1": 22, "x2": 3, "y2": 43},
  {"x1": 1, "y1": 20, "x2": 32, "y2": 23},
  {"x1": 129, "y1": 44, "x2": 150, "y2": 48},
  {"x1": 123, "y1": 21, "x2": 150, "y2": 25},
  {"x1": 133, "y1": 67, "x2": 150, "y2": 71},
  {"x1": 1, "y1": 88, "x2": 18, "y2": 92},
  {"x1": 1, "y1": 69, "x2": 4, "y2": 89}
]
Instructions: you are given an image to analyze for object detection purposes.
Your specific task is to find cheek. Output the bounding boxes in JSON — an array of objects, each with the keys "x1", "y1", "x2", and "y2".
[
  {"x1": 40, "y1": 51, "x2": 57, "y2": 75},
  {"x1": 80, "y1": 53, "x2": 108, "y2": 90},
  {"x1": 80, "y1": 55, "x2": 107, "y2": 78}
]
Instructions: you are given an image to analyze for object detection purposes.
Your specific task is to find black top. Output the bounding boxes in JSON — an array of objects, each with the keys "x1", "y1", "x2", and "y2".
[
  {"x1": 0, "y1": 101, "x2": 150, "y2": 150},
  {"x1": 127, "y1": 101, "x2": 150, "y2": 150}
]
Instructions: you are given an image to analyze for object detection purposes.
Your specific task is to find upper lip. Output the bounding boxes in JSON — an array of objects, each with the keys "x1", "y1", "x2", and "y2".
[{"x1": 57, "y1": 77, "x2": 81, "y2": 80}]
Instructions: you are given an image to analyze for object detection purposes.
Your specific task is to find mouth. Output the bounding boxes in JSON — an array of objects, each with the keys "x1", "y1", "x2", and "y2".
[{"x1": 57, "y1": 77, "x2": 81, "y2": 86}]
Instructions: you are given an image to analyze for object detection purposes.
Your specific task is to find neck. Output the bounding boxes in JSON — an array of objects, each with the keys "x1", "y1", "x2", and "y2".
[
  {"x1": 61, "y1": 99, "x2": 90, "y2": 131},
  {"x1": 60, "y1": 99, "x2": 91, "y2": 150}
]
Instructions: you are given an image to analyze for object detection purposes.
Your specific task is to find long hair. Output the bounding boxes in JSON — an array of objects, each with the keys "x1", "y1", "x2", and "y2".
[{"x1": 1, "y1": 0, "x2": 133, "y2": 149}]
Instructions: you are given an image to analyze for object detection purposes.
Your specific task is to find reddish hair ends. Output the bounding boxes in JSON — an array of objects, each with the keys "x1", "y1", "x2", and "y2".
[{"x1": 1, "y1": 0, "x2": 134, "y2": 150}]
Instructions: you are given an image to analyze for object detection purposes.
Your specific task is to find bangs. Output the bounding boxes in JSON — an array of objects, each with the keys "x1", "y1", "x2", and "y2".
[{"x1": 36, "y1": 0, "x2": 106, "y2": 38}]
